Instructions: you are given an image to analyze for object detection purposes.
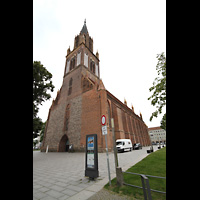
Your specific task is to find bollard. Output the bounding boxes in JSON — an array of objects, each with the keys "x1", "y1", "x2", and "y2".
[
  {"x1": 147, "y1": 150, "x2": 151, "y2": 154},
  {"x1": 116, "y1": 167, "x2": 124, "y2": 187},
  {"x1": 147, "y1": 146, "x2": 154, "y2": 153},
  {"x1": 46, "y1": 145, "x2": 49, "y2": 153},
  {"x1": 68, "y1": 144, "x2": 73, "y2": 153}
]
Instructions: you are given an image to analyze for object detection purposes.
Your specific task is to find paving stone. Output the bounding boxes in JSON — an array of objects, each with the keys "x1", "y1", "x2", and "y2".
[
  {"x1": 40, "y1": 196, "x2": 55, "y2": 200},
  {"x1": 33, "y1": 191, "x2": 47, "y2": 199},
  {"x1": 66, "y1": 185, "x2": 83, "y2": 192},
  {"x1": 58, "y1": 194, "x2": 70, "y2": 200},
  {"x1": 38, "y1": 187, "x2": 51, "y2": 192},
  {"x1": 55, "y1": 181, "x2": 69, "y2": 187},
  {"x1": 62, "y1": 189, "x2": 77, "y2": 196},
  {"x1": 40, "y1": 182, "x2": 53, "y2": 187},
  {"x1": 46, "y1": 189, "x2": 65, "y2": 198},
  {"x1": 69, "y1": 180, "x2": 80, "y2": 186},
  {"x1": 33, "y1": 184, "x2": 43, "y2": 189},
  {"x1": 49, "y1": 184, "x2": 65, "y2": 192},
  {"x1": 77, "y1": 183, "x2": 89, "y2": 189}
]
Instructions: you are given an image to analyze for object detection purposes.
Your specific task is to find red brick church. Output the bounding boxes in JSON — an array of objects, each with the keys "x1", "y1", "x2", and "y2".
[{"x1": 41, "y1": 21, "x2": 151, "y2": 152}]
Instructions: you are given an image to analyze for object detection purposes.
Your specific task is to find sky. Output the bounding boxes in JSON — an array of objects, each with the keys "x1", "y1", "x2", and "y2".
[{"x1": 33, "y1": 0, "x2": 166, "y2": 128}]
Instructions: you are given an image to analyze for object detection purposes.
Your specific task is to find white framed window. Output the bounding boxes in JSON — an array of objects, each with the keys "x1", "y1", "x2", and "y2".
[
  {"x1": 84, "y1": 53, "x2": 88, "y2": 68},
  {"x1": 77, "y1": 51, "x2": 81, "y2": 66},
  {"x1": 95, "y1": 64, "x2": 99, "y2": 77},
  {"x1": 66, "y1": 60, "x2": 70, "y2": 73}
]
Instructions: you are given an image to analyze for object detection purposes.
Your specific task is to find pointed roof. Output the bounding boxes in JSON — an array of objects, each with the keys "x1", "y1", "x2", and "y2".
[{"x1": 80, "y1": 19, "x2": 88, "y2": 34}]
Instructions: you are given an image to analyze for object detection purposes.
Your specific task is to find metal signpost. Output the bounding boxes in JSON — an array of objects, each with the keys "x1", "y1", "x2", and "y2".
[{"x1": 101, "y1": 115, "x2": 111, "y2": 186}]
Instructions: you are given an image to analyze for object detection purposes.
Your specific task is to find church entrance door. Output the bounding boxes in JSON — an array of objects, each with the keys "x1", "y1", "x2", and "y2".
[{"x1": 58, "y1": 134, "x2": 69, "y2": 152}]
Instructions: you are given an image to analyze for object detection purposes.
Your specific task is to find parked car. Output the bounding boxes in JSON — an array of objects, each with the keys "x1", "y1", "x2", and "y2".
[
  {"x1": 133, "y1": 143, "x2": 142, "y2": 150},
  {"x1": 116, "y1": 139, "x2": 132, "y2": 153}
]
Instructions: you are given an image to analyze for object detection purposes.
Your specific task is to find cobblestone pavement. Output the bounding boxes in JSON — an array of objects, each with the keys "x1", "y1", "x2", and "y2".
[{"x1": 33, "y1": 146, "x2": 157, "y2": 200}]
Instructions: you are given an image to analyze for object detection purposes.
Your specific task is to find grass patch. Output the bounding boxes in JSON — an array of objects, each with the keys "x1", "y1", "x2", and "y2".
[{"x1": 104, "y1": 147, "x2": 166, "y2": 200}]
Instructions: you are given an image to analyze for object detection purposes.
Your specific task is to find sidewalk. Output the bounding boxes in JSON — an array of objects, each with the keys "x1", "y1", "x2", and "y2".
[{"x1": 33, "y1": 146, "x2": 157, "y2": 200}]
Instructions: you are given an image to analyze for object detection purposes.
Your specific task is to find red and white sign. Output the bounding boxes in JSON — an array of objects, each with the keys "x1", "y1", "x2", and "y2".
[{"x1": 101, "y1": 115, "x2": 106, "y2": 125}]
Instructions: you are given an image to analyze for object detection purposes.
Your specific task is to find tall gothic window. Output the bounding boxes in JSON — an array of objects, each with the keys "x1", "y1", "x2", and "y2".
[
  {"x1": 64, "y1": 104, "x2": 70, "y2": 131},
  {"x1": 70, "y1": 57, "x2": 75, "y2": 71},
  {"x1": 77, "y1": 51, "x2": 81, "y2": 66},
  {"x1": 90, "y1": 60, "x2": 95, "y2": 74},
  {"x1": 68, "y1": 78, "x2": 73, "y2": 96},
  {"x1": 66, "y1": 59, "x2": 70, "y2": 74},
  {"x1": 84, "y1": 53, "x2": 88, "y2": 67}
]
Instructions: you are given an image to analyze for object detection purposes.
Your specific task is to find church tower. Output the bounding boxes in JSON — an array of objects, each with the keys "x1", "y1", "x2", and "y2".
[
  {"x1": 41, "y1": 20, "x2": 102, "y2": 152},
  {"x1": 41, "y1": 20, "x2": 151, "y2": 153},
  {"x1": 64, "y1": 19, "x2": 100, "y2": 80}
]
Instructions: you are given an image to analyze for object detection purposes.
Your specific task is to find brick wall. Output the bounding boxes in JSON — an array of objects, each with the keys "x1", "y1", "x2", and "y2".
[
  {"x1": 106, "y1": 91, "x2": 151, "y2": 147},
  {"x1": 81, "y1": 87, "x2": 101, "y2": 151}
]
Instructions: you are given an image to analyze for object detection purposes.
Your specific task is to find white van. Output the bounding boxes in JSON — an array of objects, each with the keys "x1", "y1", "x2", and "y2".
[{"x1": 116, "y1": 139, "x2": 132, "y2": 152}]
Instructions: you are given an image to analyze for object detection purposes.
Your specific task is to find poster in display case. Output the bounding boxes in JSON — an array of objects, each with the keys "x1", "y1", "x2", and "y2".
[{"x1": 85, "y1": 134, "x2": 99, "y2": 179}]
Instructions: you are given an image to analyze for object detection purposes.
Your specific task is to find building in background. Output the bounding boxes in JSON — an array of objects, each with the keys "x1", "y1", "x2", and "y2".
[
  {"x1": 148, "y1": 127, "x2": 166, "y2": 144},
  {"x1": 41, "y1": 21, "x2": 151, "y2": 152}
]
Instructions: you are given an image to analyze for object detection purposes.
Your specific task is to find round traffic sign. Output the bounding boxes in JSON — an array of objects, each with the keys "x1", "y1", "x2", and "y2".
[{"x1": 101, "y1": 115, "x2": 106, "y2": 125}]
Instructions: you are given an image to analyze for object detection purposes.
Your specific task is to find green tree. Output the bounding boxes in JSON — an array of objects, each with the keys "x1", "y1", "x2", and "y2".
[
  {"x1": 40, "y1": 121, "x2": 46, "y2": 143},
  {"x1": 33, "y1": 61, "x2": 54, "y2": 138},
  {"x1": 160, "y1": 113, "x2": 166, "y2": 130},
  {"x1": 148, "y1": 52, "x2": 166, "y2": 130}
]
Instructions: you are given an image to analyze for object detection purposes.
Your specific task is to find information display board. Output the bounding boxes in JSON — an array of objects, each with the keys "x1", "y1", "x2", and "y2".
[
  {"x1": 87, "y1": 136, "x2": 94, "y2": 168},
  {"x1": 85, "y1": 134, "x2": 99, "y2": 179}
]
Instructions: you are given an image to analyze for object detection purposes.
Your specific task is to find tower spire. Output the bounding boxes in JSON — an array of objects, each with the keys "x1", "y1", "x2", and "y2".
[{"x1": 80, "y1": 19, "x2": 88, "y2": 34}]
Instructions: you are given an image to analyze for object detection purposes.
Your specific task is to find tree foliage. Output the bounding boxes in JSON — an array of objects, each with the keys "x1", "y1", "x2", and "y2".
[
  {"x1": 148, "y1": 52, "x2": 166, "y2": 130},
  {"x1": 33, "y1": 61, "x2": 54, "y2": 138},
  {"x1": 160, "y1": 113, "x2": 166, "y2": 130}
]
